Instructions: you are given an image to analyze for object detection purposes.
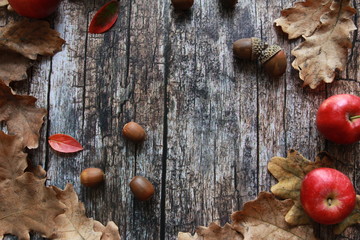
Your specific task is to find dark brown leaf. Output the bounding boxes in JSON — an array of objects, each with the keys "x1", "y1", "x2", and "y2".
[
  {"x1": 232, "y1": 192, "x2": 317, "y2": 240},
  {"x1": 0, "y1": 20, "x2": 65, "y2": 60},
  {"x1": 0, "y1": 47, "x2": 31, "y2": 85},
  {"x1": 0, "y1": 82, "x2": 47, "y2": 149}
]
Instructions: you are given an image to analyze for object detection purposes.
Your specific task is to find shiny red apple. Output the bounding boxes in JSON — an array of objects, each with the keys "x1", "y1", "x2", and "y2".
[
  {"x1": 8, "y1": 0, "x2": 61, "y2": 19},
  {"x1": 300, "y1": 168, "x2": 356, "y2": 225},
  {"x1": 316, "y1": 94, "x2": 360, "y2": 144}
]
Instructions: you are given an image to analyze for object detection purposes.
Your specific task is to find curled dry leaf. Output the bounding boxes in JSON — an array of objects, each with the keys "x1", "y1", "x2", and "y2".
[
  {"x1": 268, "y1": 150, "x2": 334, "y2": 225},
  {"x1": 231, "y1": 192, "x2": 317, "y2": 240},
  {"x1": 52, "y1": 184, "x2": 104, "y2": 240},
  {"x1": 0, "y1": 82, "x2": 47, "y2": 149},
  {"x1": 178, "y1": 222, "x2": 243, "y2": 240},
  {"x1": 48, "y1": 133, "x2": 84, "y2": 153},
  {"x1": 94, "y1": 220, "x2": 122, "y2": 240},
  {"x1": 274, "y1": 0, "x2": 332, "y2": 39},
  {"x1": 275, "y1": 0, "x2": 357, "y2": 89},
  {"x1": 0, "y1": 132, "x2": 65, "y2": 240},
  {"x1": 0, "y1": 20, "x2": 65, "y2": 60},
  {"x1": 89, "y1": 0, "x2": 119, "y2": 34}
]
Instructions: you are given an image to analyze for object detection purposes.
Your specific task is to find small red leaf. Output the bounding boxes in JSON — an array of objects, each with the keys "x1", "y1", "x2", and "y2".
[
  {"x1": 89, "y1": 1, "x2": 119, "y2": 34},
  {"x1": 48, "y1": 134, "x2": 83, "y2": 153}
]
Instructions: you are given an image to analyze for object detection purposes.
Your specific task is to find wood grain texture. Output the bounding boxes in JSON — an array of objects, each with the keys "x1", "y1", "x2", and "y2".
[{"x1": 1, "y1": 0, "x2": 360, "y2": 239}]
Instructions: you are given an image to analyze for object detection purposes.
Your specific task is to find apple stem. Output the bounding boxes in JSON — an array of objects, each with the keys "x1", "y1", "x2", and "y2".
[
  {"x1": 350, "y1": 115, "x2": 360, "y2": 121},
  {"x1": 327, "y1": 198, "x2": 332, "y2": 206}
]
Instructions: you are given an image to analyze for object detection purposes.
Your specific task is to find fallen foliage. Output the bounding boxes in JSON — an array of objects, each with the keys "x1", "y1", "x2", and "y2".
[
  {"x1": 268, "y1": 150, "x2": 360, "y2": 234},
  {"x1": 179, "y1": 192, "x2": 317, "y2": 240},
  {"x1": 232, "y1": 192, "x2": 317, "y2": 240},
  {"x1": 0, "y1": 82, "x2": 46, "y2": 149},
  {"x1": 48, "y1": 134, "x2": 84, "y2": 153},
  {"x1": 0, "y1": 132, "x2": 66, "y2": 239},
  {"x1": 0, "y1": 20, "x2": 65, "y2": 85},
  {"x1": 52, "y1": 184, "x2": 105, "y2": 240},
  {"x1": 268, "y1": 150, "x2": 334, "y2": 225},
  {"x1": 275, "y1": 0, "x2": 357, "y2": 89}
]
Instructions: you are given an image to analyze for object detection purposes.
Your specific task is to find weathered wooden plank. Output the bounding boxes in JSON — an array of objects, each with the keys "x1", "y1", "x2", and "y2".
[
  {"x1": 164, "y1": 0, "x2": 260, "y2": 238},
  {"x1": 83, "y1": 0, "x2": 167, "y2": 238},
  {"x1": 256, "y1": 0, "x2": 287, "y2": 194}
]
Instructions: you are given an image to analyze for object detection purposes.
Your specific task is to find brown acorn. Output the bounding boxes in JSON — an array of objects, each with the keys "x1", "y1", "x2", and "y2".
[
  {"x1": 80, "y1": 168, "x2": 105, "y2": 187},
  {"x1": 221, "y1": 0, "x2": 238, "y2": 8},
  {"x1": 233, "y1": 38, "x2": 268, "y2": 61},
  {"x1": 130, "y1": 176, "x2": 155, "y2": 201},
  {"x1": 122, "y1": 121, "x2": 146, "y2": 142},
  {"x1": 259, "y1": 45, "x2": 287, "y2": 77},
  {"x1": 171, "y1": 0, "x2": 194, "y2": 10}
]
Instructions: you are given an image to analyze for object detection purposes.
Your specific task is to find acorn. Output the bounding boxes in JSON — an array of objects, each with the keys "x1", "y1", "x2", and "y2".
[
  {"x1": 233, "y1": 37, "x2": 268, "y2": 61},
  {"x1": 122, "y1": 121, "x2": 146, "y2": 142},
  {"x1": 221, "y1": 0, "x2": 238, "y2": 8},
  {"x1": 171, "y1": 0, "x2": 194, "y2": 10},
  {"x1": 233, "y1": 37, "x2": 287, "y2": 77},
  {"x1": 80, "y1": 168, "x2": 105, "y2": 187},
  {"x1": 129, "y1": 176, "x2": 155, "y2": 201},
  {"x1": 259, "y1": 45, "x2": 287, "y2": 77}
]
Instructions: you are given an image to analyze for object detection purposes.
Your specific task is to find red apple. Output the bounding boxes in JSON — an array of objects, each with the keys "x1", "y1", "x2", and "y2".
[
  {"x1": 316, "y1": 94, "x2": 360, "y2": 144},
  {"x1": 300, "y1": 168, "x2": 356, "y2": 225},
  {"x1": 8, "y1": 0, "x2": 61, "y2": 19}
]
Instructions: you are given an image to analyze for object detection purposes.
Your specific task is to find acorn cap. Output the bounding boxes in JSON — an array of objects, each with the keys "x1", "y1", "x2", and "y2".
[
  {"x1": 259, "y1": 45, "x2": 282, "y2": 64},
  {"x1": 251, "y1": 37, "x2": 268, "y2": 61}
]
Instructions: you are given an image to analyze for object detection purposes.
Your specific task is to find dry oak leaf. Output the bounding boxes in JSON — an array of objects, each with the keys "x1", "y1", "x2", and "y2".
[
  {"x1": 231, "y1": 192, "x2": 317, "y2": 240},
  {"x1": 275, "y1": 0, "x2": 357, "y2": 89},
  {"x1": 94, "y1": 221, "x2": 121, "y2": 240},
  {"x1": 52, "y1": 184, "x2": 120, "y2": 240},
  {"x1": 0, "y1": 132, "x2": 66, "y2": 240},
  {"x1": 268, "y1": 150, "x2": 334, "y2": 225},
  {"x1": 0, "y1": 47, "x2": 31, "y2": 85},
  {"x1": 178, "y1": 222, "x2": 243, "y2": 240},
  {"x1": 0, "y1": 131, "x2": 27, "y2": 179},
  {"x1": 274, "y1": 0, "x2": 332, "y2": 39},
  {"x1": 0, "y1": 82, "x2": 47, "y2": 149},
  {"x1": 0, "y1": 20, "x2": 65, "y2": 60},
  {"x1": 0, "y1": 173, "x2": 66, "y2": 240}
]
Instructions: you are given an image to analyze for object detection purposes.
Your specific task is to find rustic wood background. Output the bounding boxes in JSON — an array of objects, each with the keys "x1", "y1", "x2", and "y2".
[{"x1": 1, "y1": 0, "x2": 359, "y2": 239}]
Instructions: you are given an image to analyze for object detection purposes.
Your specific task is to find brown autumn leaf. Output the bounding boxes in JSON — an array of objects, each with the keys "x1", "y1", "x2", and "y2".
[
  {"x1": 0, "y1": 20, "x2": 65, "y2": 60},
  {"x1": 0, "y1": 132, "x2": 66, "y2": 239},
  {"x1": 274, "y1": 0, "x2": 332, "y2": 39},
  {"x1": 52, "y1": 184, "x2": 121, "y2": 240},
  {"x1": 268, "y1": 150, "x2": 360, "y2": 234},
  {"x1": 268, "y1": 150, "x2": 334, "y2": 225},
  {"x1": 94, "y1": 221, "x2": 122, "y2": 240},
  {"x1": 0, "y1": 82, "x2": 47, "y2": 149},
  {"x1": 231, "y1": 192, "x2": 317, "y2": 240},
  {"x1": 178, "y1": 222, "x2": 243, "y2": 240},
  {"x1": 0, "y1": 47, "x2": 31, "y2": 85},
  {"x1": 275, "y1": 0, "x2": 357, "y2": 89},
  {"x1": 0, "y1": 131, "x2": 27, "y2": 179}
]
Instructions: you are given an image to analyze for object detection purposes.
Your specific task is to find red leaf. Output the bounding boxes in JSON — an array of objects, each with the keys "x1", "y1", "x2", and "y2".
[
  {"x1": 48, "y1": 134, "x2": 83, "y2": 153},
  {"x1": 89, "y1": 1, "x2": 119, "y2": 34}
]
